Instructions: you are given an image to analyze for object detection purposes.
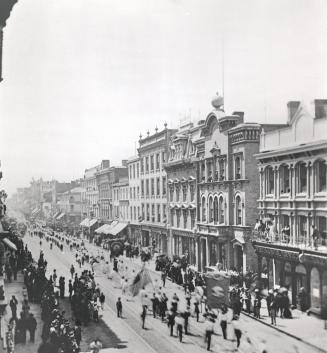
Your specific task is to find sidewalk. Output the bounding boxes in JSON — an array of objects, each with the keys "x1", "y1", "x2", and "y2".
[
  {"x1": 3, "y1": 274, "x2": 43, "y2": 353},
  {"x1": 87, "y1": 242, "x2": 327, "y2": 353}
]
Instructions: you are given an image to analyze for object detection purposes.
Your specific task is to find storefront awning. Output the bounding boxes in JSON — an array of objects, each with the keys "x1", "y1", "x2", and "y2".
[
  {"x1": 108, "y1": 222, "x2": 128, "y2": 236},
  {"x1": 31, "y1": 208, "x2": 39, "y2": 215},
  {"x1": 53, "y1": 211, "x2": 61, "y2": 219},
  {"x1": 95, "y1": 224, "x2": 109, "y2": 234},
  {"x1": 2, "y1": 238, "x2": 17, "y2": 251},
  {"x1": 56, "y1": 212, "x2": 65, "y2": 220},
  {"x1": 80, "y1": 218, "x2": 90, "y2": 226},
  {"x1": 80, "y1": 218, "x2": 98, "y2": 227}
]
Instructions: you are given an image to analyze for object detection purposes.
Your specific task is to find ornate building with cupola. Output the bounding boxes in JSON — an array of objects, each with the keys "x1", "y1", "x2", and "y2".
[
  {"x1": 164, "y1": 121, "x2": 204, "y2": 265},
  {"x1": 195, "y1": 94, "x2": 283, "y2": 273},
  {"x1": 253, "y1": 99, "x2": 327, "y2": 315}
]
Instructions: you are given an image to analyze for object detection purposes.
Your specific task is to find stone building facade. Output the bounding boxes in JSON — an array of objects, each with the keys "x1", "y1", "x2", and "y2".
[
  {"x1": 253, "y1": 99, "x2": 327, "y2": 315},
  {"x1": 165, "y1": 121, "x2": 203, "y2": 265},
  {"x1": 137, "y1": 125, "x2": 177, "y2": 253},
  {"x1": 126, "y1": 156, "x2": 141, "y2": 245}
]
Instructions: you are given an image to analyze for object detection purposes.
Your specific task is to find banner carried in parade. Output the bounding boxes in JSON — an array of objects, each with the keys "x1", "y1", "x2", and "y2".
[
  {"x1": 204, "y1": 271, "x2": 230, "y2": 309},
  {"x1": 129, "y1": 266, "x2": 152, "y2": 296}
]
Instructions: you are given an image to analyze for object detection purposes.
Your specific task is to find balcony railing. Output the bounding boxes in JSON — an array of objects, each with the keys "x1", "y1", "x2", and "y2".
[{"x1": 252, "y1": 230, "x2": 327, "y2": 253}]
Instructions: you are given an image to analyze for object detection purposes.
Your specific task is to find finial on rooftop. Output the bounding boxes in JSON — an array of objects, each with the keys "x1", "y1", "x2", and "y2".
[
  {"x1": 147, "y1": 130, "x2": 150, "y2": 136},
  {"x1": 155, "y1": 126, "x2": 158, "y2": 134},
  {"x1": 139, "y1": 133, "x2": 142, "y2": 140},
  {"x1": 164, "y1": 122, "x2": 167, "y2": 129},
  {"x1": 211, "y1": 92, "x2": 224, "y2": 110}
]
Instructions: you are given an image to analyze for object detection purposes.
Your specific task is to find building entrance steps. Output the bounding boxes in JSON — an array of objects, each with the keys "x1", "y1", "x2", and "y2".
[
  {"x1": 85, "y1": 240, "x2": 327, "y2": 353},
  {"x1": 2, "y1": 274, "x2": 43, "y2": 353}
]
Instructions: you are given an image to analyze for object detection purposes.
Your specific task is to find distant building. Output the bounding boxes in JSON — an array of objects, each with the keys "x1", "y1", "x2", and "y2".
[
  {"x1": 83, "y1": 165, "x2": 100, "y2": 218},
  {"x1": 57, "y1": 186, "x2": 85, "y2": 225},
  {"x1": 253, "y1": 99, "x2": 327, "y2": 315},
  {"x1": 95, "y1": 160, "x2": 128, "y2": 222}
]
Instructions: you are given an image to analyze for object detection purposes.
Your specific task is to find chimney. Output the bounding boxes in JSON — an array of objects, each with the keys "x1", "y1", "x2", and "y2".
[
  {"x1": 232, "y1": 111, "x2": 244, "y2": 124},
  {"x1": 101, "y1": 160, "x2": 110, "y2": 169},
  {"x1": 314, "y1": 99, "x2": 327, "y2": 119},
  {"x1": 287, "y1": 101, "x2": 300, "y2": 122},
  {"x1": 121, "y1": 160, "x2": 128, "y2": 167}
]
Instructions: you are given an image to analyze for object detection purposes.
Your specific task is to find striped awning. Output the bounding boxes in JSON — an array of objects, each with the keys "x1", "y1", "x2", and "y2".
[{"x1": 2, "y1": 238, "x2": 17, "y2": 251}]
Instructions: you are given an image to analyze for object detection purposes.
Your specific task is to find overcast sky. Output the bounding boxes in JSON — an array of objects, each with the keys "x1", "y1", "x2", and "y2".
[{"x1": 1, "y1": 0, "x2": 327, "y2": 195}]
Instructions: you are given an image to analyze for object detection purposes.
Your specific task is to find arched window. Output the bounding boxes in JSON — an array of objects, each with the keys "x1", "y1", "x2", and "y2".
[
  {"x1": 235, "y1": 156, "x2": 241, "y2": 179},
  {"x1": 279, "y1": 165, "x2": 290, "y2": 194},
  {"x1": 201, "y1": 197, "x2": 206, "y2": 222},
  {"x1": 219, "y1": 197, "x2": 224, "y2": 224},
  {"x1": 297, "y1": 162, "x2": 307, "y2": 193},
  {"x1": 314, "y1": 160, "x2": 326, "y2": 192},
  {"x1": 213, "y1": 197, "x2": 218, "y2": 224},
  {"x1": 266, "y1": 166, "x2": 274, "y2": 194},
  {"x1": 235, "y1": 195, "x2": 242, "y2": 225},
  {"x1": 208, "y1": 197, "x2": 214, "y2": 223}
]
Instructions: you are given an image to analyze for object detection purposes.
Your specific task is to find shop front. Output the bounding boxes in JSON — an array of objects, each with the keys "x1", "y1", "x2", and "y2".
[
  {"x1": 253, "y1": 241, "x2": 327, "y2": 315},
  {"x1": 172, "y1": 229, "x2": 196, "y2": 266}
]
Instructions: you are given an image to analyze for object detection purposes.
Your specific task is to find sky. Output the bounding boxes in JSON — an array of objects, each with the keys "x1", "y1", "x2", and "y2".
[{"x1": 1, "y1": 0, "x2": 327, "y2": 195}]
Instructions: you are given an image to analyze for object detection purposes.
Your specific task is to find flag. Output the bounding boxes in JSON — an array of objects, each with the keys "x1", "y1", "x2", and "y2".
[
  {"x1": 205, "y1": 271, "x2": 230, "y2": 308},
  {"x1": 129, "y1": 267, "x2": 152, "y2": 296}
]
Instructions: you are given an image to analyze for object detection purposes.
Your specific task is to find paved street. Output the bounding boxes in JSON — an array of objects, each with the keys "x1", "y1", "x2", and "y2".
[{"x1": 24, "y1": 233, "x2": 323, "y2": 353}]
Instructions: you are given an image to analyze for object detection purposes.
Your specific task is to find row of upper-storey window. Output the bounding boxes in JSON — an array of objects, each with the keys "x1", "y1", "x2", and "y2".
[
  {"x1": 263, "y1": 159, "x2": 326, "y2": 196},
  {"x1": 170, "y1": 208, "x2": 196, "y2": 229},
  {"x1": 129, "y1": 162, "x2": 140, "y2": 180},
  {"x1": 140, "y1": 152, "x2": 166, "y2": 174},
  {"x1": 200, "y1": 194, "x2": 244, "y2": 226},
  {"x1": 113, "y1": 187, "x2": 129, "y2": 201},
  {"x1": 129, "y1": 186, "x2": 140, "y2": 200},
  {"x1": 141, "y1": 203, "x2": 167, "y2": 223},
  {"x1": 169, "y1": 183, "x2": 195, "y2": 202},
  {"x1": 141, "y1": 177, "x2": 167, "y2": 197},
  {"x1": 199, "y1": 154, "x2": 243, "y2": 183}
]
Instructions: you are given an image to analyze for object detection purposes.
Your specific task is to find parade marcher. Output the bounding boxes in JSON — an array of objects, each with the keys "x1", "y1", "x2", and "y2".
[
  {"x1": 74, "y1": 320, "x2": 82, "y2": 348},
  {"x1": 99, "y1": 292, "x2": 105, "y2": 311},
  {"x1": 167, "y1": 309, "x2": 175, "y2": 336},
  {"x1": 175, "y1": 312, "x2": 184, "y2": 342},
  {"x1": 141, "y1": 305, "x2": 147, "y2": 329},
  {"x1": 171, "y1": 293, "x2": 179, "y2": 312},
  {"x1": 70, "y1": 264, "x2": 75, "y2": 279},
  {"x1": 116, "y1": 297, "x2": 122, "y2": 318},
  {"x1": 22, "y1": 298, "x2": 30, "y2": 319},
  {"x1": 205, "y1": 317, "x2": 215, "y2": 351},
  {"x1": 59, "y1": 276, "x2": 65, "y2": 298},
  {"x1": 161, "y1": 270, "x2": 167, "y2": 288},
  {"x1": 69, "y1": 279, "x2": 73, "y2": 301},
  {"x1": 193, "y1": 300, "x2": 200, "y2": 322},
  {"x1": 16, "y1": 312, "x2": 27, "y2": 344},
  {"x1": 10, "y1": 295, "x2": 18, "y2": 319},
  {"x1": 182, "y1": 307, "x2": 191, "y2": 335},
  {"x1": 219, "y1": 305, "x2": 228, "y2": 340},
  {"x1": 53, "y1": 269, "x2": 57, "y2": 287},
  {"x1": 26, "y1": 313, "x2": 37, "y2": 342},
  {"x1": 151, "y1": 293, "x2": 159, "y2": 318},
  {"x1": 232, "y1": 315, "x2": 242, "y2": 350}
]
